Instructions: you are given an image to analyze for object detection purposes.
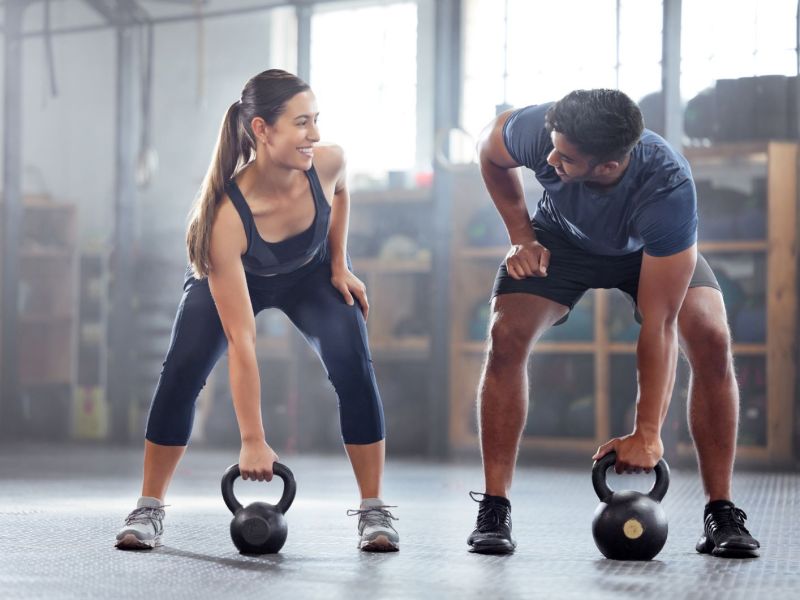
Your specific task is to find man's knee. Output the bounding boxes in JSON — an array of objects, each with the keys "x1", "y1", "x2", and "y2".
[
  {"x1": 487, "y1": 314, "x2": 532, "y2": 364},
  {"x1": 683, "y1": 320, "x2": 733, "y2": 380}
]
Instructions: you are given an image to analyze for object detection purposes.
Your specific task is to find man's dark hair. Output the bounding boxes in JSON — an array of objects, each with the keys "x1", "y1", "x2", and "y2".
[{"x1": 545, "y1": 89, "x2": 644, "y2": 164}]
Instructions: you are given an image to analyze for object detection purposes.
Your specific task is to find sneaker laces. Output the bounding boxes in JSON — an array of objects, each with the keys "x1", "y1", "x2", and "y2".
[
  {"x1": 709, "y1": 505, "x2": 751, "y2": 537},
  {"x1": 124, "y1": 505, "x2": 167, "y2": 527},
  {"x1": 347, "y1": 505, "x2": 399, "y2": 531},
  {"x1": 470, "y1": 491, "x2": 510, "y2": 532}
]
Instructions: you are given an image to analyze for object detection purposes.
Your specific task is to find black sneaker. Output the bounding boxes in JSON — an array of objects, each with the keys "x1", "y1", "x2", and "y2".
[
  {"x1": 467, "y1": 492, "x2": 516, "y2": 554},
  {"x1": 696, "y1": 500, "x2": 760, "y2": 558}
]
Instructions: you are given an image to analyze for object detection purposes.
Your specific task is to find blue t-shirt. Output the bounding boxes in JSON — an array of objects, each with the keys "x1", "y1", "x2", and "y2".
[{"x1": 502, "y1": 102, "x2": 698, "y2": 257}]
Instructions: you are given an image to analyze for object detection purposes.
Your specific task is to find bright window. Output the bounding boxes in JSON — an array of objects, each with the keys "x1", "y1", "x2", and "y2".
[
  {"x1": 462, "y1": 0, "x2": 662, "y2": 140},
  {"x1": 310, "y1": 1, "x2": 418, "y2": 181},
  {"x1": 681, "y1": 0, "x2": 797, "y2": 100}
]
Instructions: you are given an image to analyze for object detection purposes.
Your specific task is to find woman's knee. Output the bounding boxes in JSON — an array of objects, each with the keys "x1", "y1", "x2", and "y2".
[
  {"x1": 339, "y1": 391, "x2": 385, "y2": 444},
  {"x1": 146, "y1": 350, "x2": 219, "y2": 444}
]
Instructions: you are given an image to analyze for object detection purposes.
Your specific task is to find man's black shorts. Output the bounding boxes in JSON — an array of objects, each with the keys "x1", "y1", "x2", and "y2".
[{"x1": 492, "y1": 221, "x2": 720, "y2": 326}]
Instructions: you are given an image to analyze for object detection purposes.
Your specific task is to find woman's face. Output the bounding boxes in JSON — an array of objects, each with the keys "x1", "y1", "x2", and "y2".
[{"x1": 259, "y1": 90, "x2": 320, "y2": 170}]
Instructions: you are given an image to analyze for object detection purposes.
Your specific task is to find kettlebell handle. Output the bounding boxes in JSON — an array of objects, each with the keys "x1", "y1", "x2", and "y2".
[
  {"x1": 221, "y1": 462, "x2": 297, "y2": 515},
  {"x1": 591, "y1": 451, "x2": 670, "y2": 502}
]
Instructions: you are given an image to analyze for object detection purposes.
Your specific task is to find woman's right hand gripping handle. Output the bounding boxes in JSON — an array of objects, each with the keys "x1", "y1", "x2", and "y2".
[{"x1": 239, "y1": 439, "x2": 280, "y2": 482}]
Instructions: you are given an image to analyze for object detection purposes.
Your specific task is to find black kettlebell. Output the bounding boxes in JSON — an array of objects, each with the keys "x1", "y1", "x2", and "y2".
[
  {"x1": 221, "y1": 462, "x2": 297, "y2": 554},
  {"x1": 591, "y1": 451, "x2": 670, "y2": 560}
]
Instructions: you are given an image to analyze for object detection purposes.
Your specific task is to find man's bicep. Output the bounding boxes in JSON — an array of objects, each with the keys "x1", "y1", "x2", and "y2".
[
  {"x1": 638, "y1": 246, "x2": 697, "y2": 322},
  {"x1": 638, "y1": 179, "x2": 698, "y2": 257}
]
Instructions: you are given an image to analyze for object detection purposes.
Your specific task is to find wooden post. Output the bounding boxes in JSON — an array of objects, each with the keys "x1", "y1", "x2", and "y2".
[{"x1": 766, "y1": 142, "x2": 798, "y2": 464}]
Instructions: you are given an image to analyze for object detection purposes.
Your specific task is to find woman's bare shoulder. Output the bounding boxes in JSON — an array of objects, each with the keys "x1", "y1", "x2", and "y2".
[
  {"x1": 210, "y1": 194, "x2": 247, "y2": 254},
  {"x1": 313, "y1": 143, "x2": 346, "y2": 184}
]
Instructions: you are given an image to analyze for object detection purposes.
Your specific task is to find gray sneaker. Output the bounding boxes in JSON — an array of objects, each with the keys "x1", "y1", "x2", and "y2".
[
  {"x1": 115, "y1": 496, "x2": 166, "y2": 550},
  {"x1": 347, "y1": 498, "x2": 399, "y2": 552}
]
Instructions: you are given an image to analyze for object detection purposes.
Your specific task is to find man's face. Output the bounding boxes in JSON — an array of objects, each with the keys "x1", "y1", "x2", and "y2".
[{"x1": 546, "y1": 131, "x2": 597, "y2": 183}]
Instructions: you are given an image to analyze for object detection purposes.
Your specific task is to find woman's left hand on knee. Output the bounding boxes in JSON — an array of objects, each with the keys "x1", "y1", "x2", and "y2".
[{"x1": 331, "y1": 267, "x2": 369, "y2": 320}]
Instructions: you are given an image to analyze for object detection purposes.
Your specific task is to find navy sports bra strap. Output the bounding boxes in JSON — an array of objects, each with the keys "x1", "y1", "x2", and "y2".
[
  {"x1": 224, "y1": 181, "x2": 255, "y2": 248},
  {"x1": 305, "y1": 165, "x2": 326, "y2": 207},
  {"x1": 305, "y1": 166, "x2": 330, "y2": 240}
]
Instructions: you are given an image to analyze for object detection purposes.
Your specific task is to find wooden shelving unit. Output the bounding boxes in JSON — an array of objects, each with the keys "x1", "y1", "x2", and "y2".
[
  {"x1": 17, "y1": 196, "x2": 79, "y2": 438},
  {"x1": 678, "y1": 142, "x2": 797, "y2": 464},
  {"x1": 447, "y1": 142, "x2": 798, "y2": 466},
  {"x1": 353, "y1": 257, "x2": 432, "y2": 273},
  {"x1": 348, "y1": 187, "x2": 435, "y2": 364}
]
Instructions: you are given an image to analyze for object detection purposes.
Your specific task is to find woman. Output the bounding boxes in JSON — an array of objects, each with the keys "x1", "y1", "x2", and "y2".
[{"x1": 115, "y1": 69, "x2": 399, "y2": 553}]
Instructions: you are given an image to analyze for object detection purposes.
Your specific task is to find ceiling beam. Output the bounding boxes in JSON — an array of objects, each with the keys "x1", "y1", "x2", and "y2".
[
  {"x1": 6, "y1": 0, "x2": 344, "y2": 38},
  {"x1": 84, "y1": 0, "x2": 118, "y2": 24},
  {"x1": 84, "y1": 0, "x2": 151, "y2": 27}
]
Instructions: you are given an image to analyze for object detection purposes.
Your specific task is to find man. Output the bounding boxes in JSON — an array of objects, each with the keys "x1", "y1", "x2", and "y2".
[{"x1": 467, "y1": 89, "x2": 760, "y2": 559}]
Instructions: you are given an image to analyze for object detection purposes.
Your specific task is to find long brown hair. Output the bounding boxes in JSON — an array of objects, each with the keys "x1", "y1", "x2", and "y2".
[{"x1": 186, "y1": 69, "x2": 310, "y2": 278}]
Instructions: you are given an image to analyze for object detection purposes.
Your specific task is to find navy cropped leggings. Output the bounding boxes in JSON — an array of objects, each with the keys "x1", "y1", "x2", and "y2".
[{"x1": 145, "y1": 258, "x2": 385, "y2": 446}]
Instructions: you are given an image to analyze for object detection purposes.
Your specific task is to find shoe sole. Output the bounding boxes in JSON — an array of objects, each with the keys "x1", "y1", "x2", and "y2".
[
  {"x1": 696, "y1": 538, "x2": 759, "y2": 559},
  {"x1": 359, "y1": 535, "x2": 399, "y2": 552},
  {"x1": 115, "y1": 533, "x2": 161, "y2": 550},
  {"x1": 710, "y1": 546, "x2": 760, "y2": 559},
  {"x1": 468, "y1": 540, "x2": 516, "y2": 555}
]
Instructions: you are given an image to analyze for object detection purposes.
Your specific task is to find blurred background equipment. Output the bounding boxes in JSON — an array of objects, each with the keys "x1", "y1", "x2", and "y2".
[{"x1": 0, "y1": 0, "x2": 796, "y2": 468}]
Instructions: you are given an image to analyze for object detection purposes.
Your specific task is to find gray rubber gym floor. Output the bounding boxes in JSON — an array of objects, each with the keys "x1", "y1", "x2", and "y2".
[{"x1": 0, "y1": 443, "x2": 797, "y2": 600}]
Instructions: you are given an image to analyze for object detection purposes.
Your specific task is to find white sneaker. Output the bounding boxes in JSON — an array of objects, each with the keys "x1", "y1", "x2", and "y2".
[
  {"x1": 347, "y1": 498, "x2": 399, "y2": 552},
  {"x1": 115, "y1": 496, "x2": 166, "y2": 550}
]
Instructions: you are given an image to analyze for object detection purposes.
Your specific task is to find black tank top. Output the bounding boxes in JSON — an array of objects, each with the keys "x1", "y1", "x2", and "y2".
[{"x1": 225, "y1": 166, "x2": 331, "y2": 276}]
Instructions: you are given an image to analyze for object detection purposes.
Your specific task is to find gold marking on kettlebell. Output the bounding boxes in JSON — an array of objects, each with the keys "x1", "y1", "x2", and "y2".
[{"x1": 623, "y1": 519, "x2": 644, "y2": 539}]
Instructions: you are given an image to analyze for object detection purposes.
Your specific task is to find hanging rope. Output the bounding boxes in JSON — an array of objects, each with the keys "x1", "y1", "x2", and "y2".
[{"x1": 43, "y1": 0, "x2": 58, "y2": 99}]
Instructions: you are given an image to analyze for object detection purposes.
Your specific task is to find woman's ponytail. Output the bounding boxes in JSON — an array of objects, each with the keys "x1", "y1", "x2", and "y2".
[{"x1": 186, "y1": 101, "x2": 245, "y2": 278}]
